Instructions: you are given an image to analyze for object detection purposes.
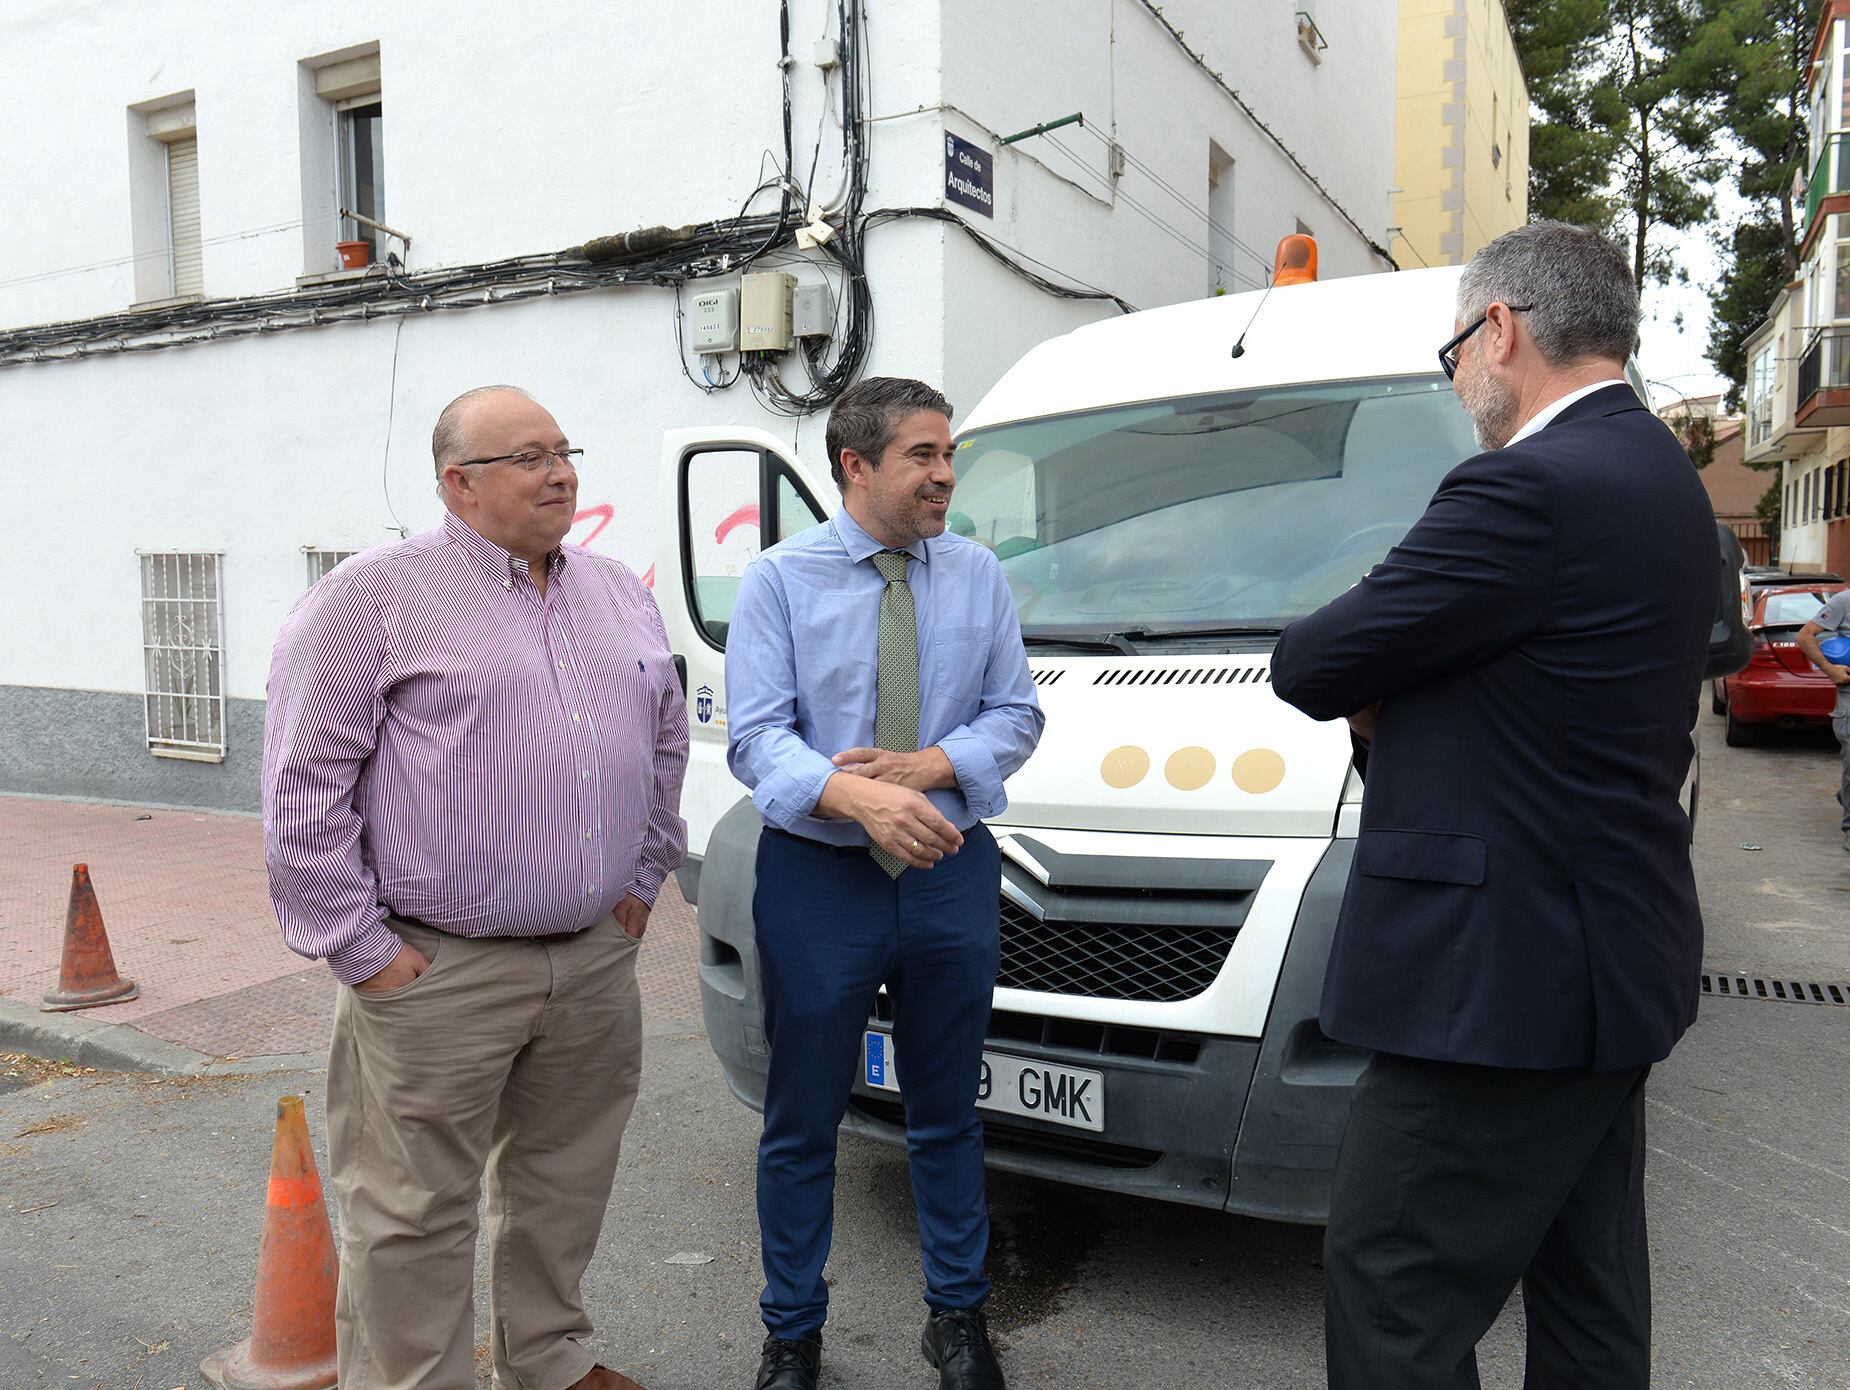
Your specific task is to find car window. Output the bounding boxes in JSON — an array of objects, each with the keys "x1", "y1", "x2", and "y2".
[{"x1": 1761, "y1": 592, "x2": 1827, "y2": 627}]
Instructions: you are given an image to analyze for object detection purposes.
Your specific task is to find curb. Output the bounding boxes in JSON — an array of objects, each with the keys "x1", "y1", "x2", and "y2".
[
  {"x1": 0, "y1": 999, "x2": 324, "y2": 1077},
  {"x1": 1, "y1": 1001, "x2": 704, "y2": 1077}
]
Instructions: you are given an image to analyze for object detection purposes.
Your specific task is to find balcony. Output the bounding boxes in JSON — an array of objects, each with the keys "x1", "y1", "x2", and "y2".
[
  {"x1": 1803, "y1": 133, "x2": 1850, "y2": 238},
  {"x1": 1796, "y1": 326, "x2": 1850, "y2": 426}
]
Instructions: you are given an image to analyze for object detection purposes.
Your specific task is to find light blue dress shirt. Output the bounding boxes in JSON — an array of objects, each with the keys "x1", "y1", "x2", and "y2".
[{"x1": 726, "y1": 509, "x2": 1045, "y2": 845}]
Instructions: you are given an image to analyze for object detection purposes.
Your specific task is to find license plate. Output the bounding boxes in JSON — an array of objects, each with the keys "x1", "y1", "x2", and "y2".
[{"x1": 863, "y1": 1032, "x2": 1104, "y2": 1132}]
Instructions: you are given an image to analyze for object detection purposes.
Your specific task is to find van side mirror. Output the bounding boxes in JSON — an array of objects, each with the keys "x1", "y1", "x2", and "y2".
[{"x1": 1705, "y1": 523, "x2": 1750, "y2": 680}]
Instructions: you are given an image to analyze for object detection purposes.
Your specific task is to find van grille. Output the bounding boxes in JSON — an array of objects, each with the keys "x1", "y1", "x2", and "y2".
[
  {"x1": 1092, "y1": 665, "x2": 1269, "y2": 687},
  {"x1": 998, "y1": 900, "x2": 1238, "y2": 1002}
]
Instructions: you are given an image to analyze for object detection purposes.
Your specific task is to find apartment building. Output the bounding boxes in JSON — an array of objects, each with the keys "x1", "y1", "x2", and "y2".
[
  {"x1": 1742, "y1": 1, "x2": 1850, "y2": 574},
  {"x1": 0, "y1": 0, "x2": 1400, "y2": 810},
  {"x1": 1391, "y1": 0, "x2": 1528, "y2": 269}
]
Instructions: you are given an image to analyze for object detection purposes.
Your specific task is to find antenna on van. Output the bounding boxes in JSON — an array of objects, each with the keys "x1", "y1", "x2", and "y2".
[
  {"x1": 1229, "y1": 277, "x2": 1273, "y2": 360},
  {"x1": 1231, "y1": 234, "x2": 1319, "y2": 359}
]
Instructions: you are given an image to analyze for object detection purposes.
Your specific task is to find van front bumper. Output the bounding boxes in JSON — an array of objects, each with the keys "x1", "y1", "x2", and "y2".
[{"x1": 695, "y1": 800, "x2": 1365, "y2": 1224}]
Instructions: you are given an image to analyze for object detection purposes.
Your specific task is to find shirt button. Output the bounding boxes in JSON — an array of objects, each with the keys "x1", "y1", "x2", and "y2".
[
  {"x1": 557, "y1": 660, "x2": 567, "y2": 669},
  {"x1": 584, "y1": 829, "x2": 593, "y2": 840},
  {"x1": 572, "y1": 712, "x2": 582, "y2": 722},
  {"x1": 581, "y1": 770, "x2": 591, "y2": 780},
  {"x1": 503, "y1": 578, "x2": 512, "y2": 589},
  {"x1": 585, "y1": 886, "x2": 595, "y2": 896}
]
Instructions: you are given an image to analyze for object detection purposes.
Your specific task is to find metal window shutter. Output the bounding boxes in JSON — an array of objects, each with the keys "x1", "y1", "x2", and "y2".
[{"x1": 167, "y1": 137, "x2": 203, "y2": 296}]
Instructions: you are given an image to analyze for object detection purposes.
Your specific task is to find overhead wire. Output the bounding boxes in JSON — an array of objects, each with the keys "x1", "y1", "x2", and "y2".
[
  {"x1": 1070, "y1": 121, "x2": 1275, "y2": 284},
  {"x1": 1131, "y1": 0, "x2": 1397, "y2": 269}
]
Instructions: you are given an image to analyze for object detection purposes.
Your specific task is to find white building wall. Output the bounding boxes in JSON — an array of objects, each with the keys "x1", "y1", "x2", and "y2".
[{"x1": 0, "y1": 0, "x2": 1397, "y2": 807}]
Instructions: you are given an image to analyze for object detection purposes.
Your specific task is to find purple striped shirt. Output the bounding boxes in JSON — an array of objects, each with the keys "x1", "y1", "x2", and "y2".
[{"x1": 262, "y1": 512, "x2": 690, "y2": 983}]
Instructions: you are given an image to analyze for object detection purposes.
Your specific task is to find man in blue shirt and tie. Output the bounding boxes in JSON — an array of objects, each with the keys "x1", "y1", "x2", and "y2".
[{"x1": 727, "y1": 377, "x2": 1044, "y2": 1390}]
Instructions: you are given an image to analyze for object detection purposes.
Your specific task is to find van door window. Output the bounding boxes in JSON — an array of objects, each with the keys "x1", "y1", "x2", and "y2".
[
  {"x1": 775, "y1": 470, "x2": 826, "y2": 541},
  {"x1": 682, "y1": 448, "x2": 762, "y2": 649}
]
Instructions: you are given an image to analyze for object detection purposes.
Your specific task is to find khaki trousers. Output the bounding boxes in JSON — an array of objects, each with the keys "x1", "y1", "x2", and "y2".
[{"x1": 327, "y1": 914, "x2": 643, "y2": 1390}]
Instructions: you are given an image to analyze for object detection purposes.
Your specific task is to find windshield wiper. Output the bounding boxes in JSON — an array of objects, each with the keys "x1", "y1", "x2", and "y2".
[
  {"x1": 1022, "y1": 631, "x2": 1144, "y2": 654},
  {"x1": 1108, "y1": 624, "x2": 1285, "y2": 642}
]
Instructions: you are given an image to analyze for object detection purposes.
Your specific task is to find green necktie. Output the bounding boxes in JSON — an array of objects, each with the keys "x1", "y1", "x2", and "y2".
[{"x1": 870, "y1": 550, "x2": 920, "y2": 878}]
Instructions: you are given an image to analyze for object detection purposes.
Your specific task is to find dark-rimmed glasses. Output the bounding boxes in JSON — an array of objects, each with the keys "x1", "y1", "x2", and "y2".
[
  {"x1": 1438, "y1": 306, "x2": 1534, "y2": 380},
  {"x1": 455, "y1": 448, "x2": 583, "y2": 472}
]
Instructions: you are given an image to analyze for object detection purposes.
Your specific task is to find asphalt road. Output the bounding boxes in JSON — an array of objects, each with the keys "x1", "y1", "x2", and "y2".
[{"x1": 2, "y1": 715, "x2": 1846, "y2": 1390}]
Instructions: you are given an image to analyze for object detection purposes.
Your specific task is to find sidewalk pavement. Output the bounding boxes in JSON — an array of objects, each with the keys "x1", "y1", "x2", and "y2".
[{"x1": 0, "y1": 793, "x2": 703, "y2": 1073}]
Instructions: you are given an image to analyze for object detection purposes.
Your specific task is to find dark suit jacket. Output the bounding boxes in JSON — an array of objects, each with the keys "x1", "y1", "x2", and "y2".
[{"x1": 1271, "y1": 384, "x2": 1717, "y2": 1071}]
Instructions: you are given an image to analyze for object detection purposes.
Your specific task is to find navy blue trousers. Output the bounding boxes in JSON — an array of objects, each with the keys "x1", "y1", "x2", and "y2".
[{"x1": 753, "y1": 823, "x2": 1001, "y2": 1338}]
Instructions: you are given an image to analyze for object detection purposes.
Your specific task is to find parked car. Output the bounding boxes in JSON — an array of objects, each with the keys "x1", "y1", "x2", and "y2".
[
  {"x1": 1711, "y1": 567, "x2": 1842, "y2": 713},
  {"x1": 1717, "y1": 583, "x2": 1849, "y2": 745}
]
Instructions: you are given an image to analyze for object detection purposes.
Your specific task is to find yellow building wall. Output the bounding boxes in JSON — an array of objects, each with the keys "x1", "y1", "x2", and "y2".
[{"x1": 1394, "y1": 0, "x2": 1528, "y2": 268}]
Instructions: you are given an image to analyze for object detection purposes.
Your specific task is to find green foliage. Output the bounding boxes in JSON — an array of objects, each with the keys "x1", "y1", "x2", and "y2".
[
  {"x1": 1509, "y1": 0, "x2": 1727, "y2": 287},
  {"x1": 1508, "y1": 0, "x2": 1623, "y2": 228},
  {"x1": 1707, "y1": 217, "x2": 1796, "y2": 411},
  {"x1": 1755, "y1": 476, "x2": 1784, "y2": 533},
  {"x1": 1668, "y1": 409, "x2": 1720, "y2": 468},
  {"x1": 1513, "y1": 0, "x2": 1822, "y2": 406},
  {"x1": 1699, "y1": 0, "x2": 1820, "y2": 405}
]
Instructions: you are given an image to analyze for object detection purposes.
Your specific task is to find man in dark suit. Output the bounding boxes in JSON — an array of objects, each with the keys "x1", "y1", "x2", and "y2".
[{"x1": 1271, "y1": 222, "x2": 1718, "y2": 1389}]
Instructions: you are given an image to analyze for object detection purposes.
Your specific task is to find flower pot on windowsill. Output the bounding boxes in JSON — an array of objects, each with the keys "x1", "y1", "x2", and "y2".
[{"x1": 336, "y1": 240, "x2": 372, "y2": 270}]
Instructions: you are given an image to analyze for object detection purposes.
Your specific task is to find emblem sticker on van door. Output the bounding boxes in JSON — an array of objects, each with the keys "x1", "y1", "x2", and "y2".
[{"x1": 863, "y1": 1032, "x2": 1104, "y2": 1132}]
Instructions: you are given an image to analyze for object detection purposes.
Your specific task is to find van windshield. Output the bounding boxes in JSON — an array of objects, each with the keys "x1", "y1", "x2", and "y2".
[{"x1": 951, "y1": 375, "x2": 1480, "y2": 643}]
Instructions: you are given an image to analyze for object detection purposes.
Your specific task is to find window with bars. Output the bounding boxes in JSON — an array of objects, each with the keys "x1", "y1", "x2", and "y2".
[
  {"x1": 305, "y1": 548, "x2": 358, "y2": 585},
  {"x1": 139, "y1": 552, "x2": 226, "y2": 761}
]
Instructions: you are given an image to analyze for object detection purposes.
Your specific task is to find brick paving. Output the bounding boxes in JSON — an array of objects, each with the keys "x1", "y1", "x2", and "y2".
[{"x1": 0, "y1": 794, "x2": 704, "y2": 1060}]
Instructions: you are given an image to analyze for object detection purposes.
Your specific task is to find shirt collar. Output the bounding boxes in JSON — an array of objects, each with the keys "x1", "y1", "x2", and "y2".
[
  {"x1": 442, "y1": 511, "x2": 568, "y2": 585},
  {"x1": 1504, "y1": 379, "x2": 1630, "y2": 448},
  {"x1": 831, "y1": 508, "x2": 929, "y2": 566}
]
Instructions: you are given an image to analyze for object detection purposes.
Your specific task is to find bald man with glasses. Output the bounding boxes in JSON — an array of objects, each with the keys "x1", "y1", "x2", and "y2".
[{"x1": 264, "y1": 385, "x2": 688, "y2": 1390}]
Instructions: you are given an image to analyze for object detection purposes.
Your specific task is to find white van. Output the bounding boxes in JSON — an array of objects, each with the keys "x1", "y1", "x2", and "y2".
[{"x1": 651, "y1": 260, "x2": 1708, "y2": 1222}]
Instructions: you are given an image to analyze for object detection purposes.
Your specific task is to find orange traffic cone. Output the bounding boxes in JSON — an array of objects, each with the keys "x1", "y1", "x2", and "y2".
[
  {"x1": 40, "y1": 863, "x2": 138, "y2": 1012},
  {"x1": 200, "y1": 1096, "x2": 340, "y2": 1390}
]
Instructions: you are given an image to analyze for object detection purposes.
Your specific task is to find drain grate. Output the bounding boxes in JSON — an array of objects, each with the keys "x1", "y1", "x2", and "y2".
[{"x1": 1700, "y1": 973, "x2": 1848, "y2": 1006}]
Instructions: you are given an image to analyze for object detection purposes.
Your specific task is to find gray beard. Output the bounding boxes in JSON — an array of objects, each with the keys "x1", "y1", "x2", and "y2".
[{"x1": 1459, "y1": 366, "x2": 1519, "y2": 450}]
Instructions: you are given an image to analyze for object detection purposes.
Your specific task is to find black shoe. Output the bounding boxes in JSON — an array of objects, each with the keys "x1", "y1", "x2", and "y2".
[
  {"x1": 920, "y1": 1307, "x2": 1005, "y2": 1389},
  {"x1": 754, "y1": 1331, "x2": 821, "y2": 1390}
]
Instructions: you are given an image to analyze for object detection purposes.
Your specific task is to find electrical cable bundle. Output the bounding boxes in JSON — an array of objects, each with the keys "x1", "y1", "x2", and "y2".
[{"x1": 0, "y1": 0, "x2": 1130, "y2": 402}]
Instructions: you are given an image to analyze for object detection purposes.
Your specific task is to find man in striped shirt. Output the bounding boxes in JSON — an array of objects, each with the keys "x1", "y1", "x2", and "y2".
[{"x1": 263, "y1": 385, "x2": 688, "y2": 1390}]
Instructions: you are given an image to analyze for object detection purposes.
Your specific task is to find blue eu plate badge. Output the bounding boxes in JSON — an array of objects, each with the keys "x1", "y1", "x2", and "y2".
[{"x1": 865, "y1": 1033, "x2": 891, "y2": 1087}]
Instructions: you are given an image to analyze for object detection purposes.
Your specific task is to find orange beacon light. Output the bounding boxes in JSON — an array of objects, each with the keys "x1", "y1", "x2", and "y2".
[{"x1": 1273, "y1": 234, "x2": 1318, "y2": 286}]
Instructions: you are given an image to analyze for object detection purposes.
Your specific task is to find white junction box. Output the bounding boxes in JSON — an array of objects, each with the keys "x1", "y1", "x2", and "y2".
[
  {"x1": 689, "y1": 287, "x2": 739, "y2": 354},
  {"x1": 792, "y1": 282, "x2": 833, "y2": 339},
  {"x1": 740, "y1": 270, "x2": 795, "y2": 352}
]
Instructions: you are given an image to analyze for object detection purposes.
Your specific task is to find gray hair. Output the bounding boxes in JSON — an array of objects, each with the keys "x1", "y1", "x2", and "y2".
[
  {"x1": 1456, "y1": 222, "x2": 1638, "y2": 367},
  {"x1": 432, "y1": 384, "x2": 533, "y2": 478},
  {"x1": 825, "y1": 377, "x2": 953, "y2": 489}
]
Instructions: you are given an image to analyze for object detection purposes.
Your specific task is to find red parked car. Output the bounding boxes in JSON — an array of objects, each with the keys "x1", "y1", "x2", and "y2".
[{"x1": 1717, "y1": 583, "x2": 1848, "y2": 746}]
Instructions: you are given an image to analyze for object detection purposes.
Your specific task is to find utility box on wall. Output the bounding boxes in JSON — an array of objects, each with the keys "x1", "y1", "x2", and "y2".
[
  {"x1": 689, "y1": 287, "x2": 739, "y2": 354},
  {"x1": 740, "y1": 271, "x2": 795, "y2": 351}
]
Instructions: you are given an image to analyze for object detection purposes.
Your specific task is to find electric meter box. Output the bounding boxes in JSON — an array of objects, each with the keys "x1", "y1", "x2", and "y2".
[
  {"x1": 689, "y1": 287, "x2": 739, "y2": 354},
  {"x1": 740, "y1": 271, "x2": 796, "y2": 352},
  {"x1": 792, "y1": 282, "x2": 834, "y2": 339}
]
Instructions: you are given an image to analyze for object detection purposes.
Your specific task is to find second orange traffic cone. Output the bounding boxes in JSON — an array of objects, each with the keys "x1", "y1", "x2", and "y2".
[
  {"x1": 200, "y1": 1096, "x2": 339, "y2": 1390},
  {"x1": 40, "y1": 863, "x2": 138, "y2": 1012}
]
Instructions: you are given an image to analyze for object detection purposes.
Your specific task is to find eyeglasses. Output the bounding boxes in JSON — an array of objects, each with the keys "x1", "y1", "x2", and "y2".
[
  {"x1": 1438, "y1": 306, "x2": 1534, "y2": 380},
  {"x1": 455, "y1": 448, "x2": 584, "y2": 472}
]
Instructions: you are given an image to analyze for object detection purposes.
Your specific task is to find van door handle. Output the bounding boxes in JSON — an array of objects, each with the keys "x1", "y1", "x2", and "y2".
[{"x1": 672, "y1": 654, "x2": 688, "y2": 695}]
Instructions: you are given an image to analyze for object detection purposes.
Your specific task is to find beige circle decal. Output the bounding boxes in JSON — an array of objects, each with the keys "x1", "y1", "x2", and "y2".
[
  {"x1": 1100, "y1": 745, "x2": 1150, "y2": 789},
  {"x1": 1231, "y1": 748, "x2": 1287, "y2": 794},
  {"x1": 1164, "y1": 747, "x2": 1216, "y2": 791}
]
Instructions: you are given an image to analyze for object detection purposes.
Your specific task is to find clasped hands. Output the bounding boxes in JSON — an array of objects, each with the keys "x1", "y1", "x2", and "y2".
[{"x1": 821, "y1": 745, "x2": 963, "y2": 870}]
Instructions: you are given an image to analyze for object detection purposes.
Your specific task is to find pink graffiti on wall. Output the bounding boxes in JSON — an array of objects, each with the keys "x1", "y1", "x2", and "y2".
[
  {"x1": 568, "y1": 501, "x2": 764, "y2": 590},
  {"x1": 569, "y1": 504, "x2": 654, "y2": 588}
]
